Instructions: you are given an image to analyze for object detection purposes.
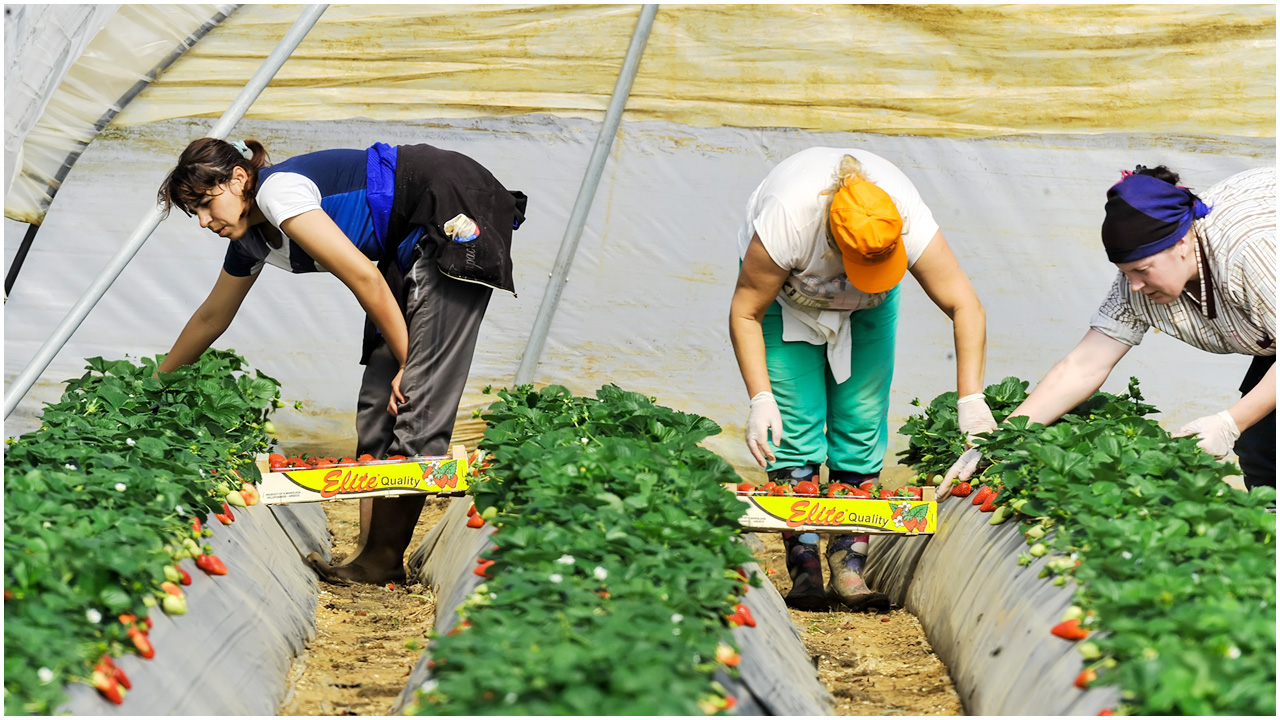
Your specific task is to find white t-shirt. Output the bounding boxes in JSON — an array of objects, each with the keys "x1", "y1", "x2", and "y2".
[
  {"x1": 736, "y1": 147, "x2": 939, "y2": 312},
  {"x1": 735, "y1": 148, "x2": 941, "y2": 382}
]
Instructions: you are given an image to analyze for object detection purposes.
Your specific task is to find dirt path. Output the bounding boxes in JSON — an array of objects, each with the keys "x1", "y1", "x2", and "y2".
[
  {"x1": 278, "y1": 482, "x2": 962, "y2": 715},
  {"x1": 278, "y1": 497, "x2": 449, "y2": 716},
  {"x1": 751, "y1": 532, "x2": 963, "y2": 715}
]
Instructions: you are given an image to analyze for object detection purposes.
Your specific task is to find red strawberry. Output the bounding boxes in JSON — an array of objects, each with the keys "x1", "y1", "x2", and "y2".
[
  {"x1": 191, "y1": 518, "x2": 202, "y2": 536},
  {"x1": 127, "y1": 627, "x2": 155, "y2": 659},
  {"x1": 734, "y1": 603, "x2": 756, "y2": 628},
  {"x1": 859, "y1": 480, "x2": 876, "y2": 492},
  {"x1": 737, "y1": 482, "x2": 757, "y2": 494},
  {"x1": 215, "y1": 502, "x2": 235, "y2": 525},
  {"x1": 92, "y1": 668, "x2": 125, "y2": 704},
  {"x1": 793, "y1": 480, "x2": 819, "y2": 497},
  {"x1": 906, "y1": 487, "x2": 923, "y2": 500},
  {"x1": 195, "y1": 554, "x2": 229, "y2": 576},
  {"x1": 972, "y1": 485, "x2": 994, "y2": 506},
  {"x1": 1050, "y1": 618, "x2": 1089, "y2": 640},
  {"x1": 268, "y1": 453, "x2": 286, "y2": 469},
  {"x1": 466, "y1": 514, "x2": 485, "y2": 528},
  {"x1": 177, "y1": 565, "x2": 192, "y2": 586},
  {"x1": 1074, "y1": 668, "x2": 1097, "y2": 689},
  {"x1": 951, "y1": 481, "x2": 972, "y2": 497},
  {"x1": 112, "y1": 665, "x2": 132, "y2": 690},
  {"x1": 979, "y1": 497, "x2": 998, "y2": 512},
  {"x1": 879, "y1": 489, "x2": 894, "y2": 499}
]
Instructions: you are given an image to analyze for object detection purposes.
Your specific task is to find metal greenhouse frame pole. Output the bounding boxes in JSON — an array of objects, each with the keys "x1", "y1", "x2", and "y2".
[
  {"x1": 4, "y1": 4, "x2": 330, "y2": 419},
  {"x1": 513, "y1": 3, "x2": 658, "y2": 385}
]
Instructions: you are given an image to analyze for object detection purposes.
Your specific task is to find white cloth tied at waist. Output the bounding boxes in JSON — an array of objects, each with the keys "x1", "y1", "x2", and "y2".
[{"x1": 778, "y1": 299, "x2": 855, "y2": 384}]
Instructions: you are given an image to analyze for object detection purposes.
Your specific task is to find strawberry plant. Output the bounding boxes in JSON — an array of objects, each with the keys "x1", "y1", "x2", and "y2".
[
  {"x1": 406, "y1": 384, "x2": 758, "y2": 715},
  {"x1": 900, "y1": 376, "x2": 1276, "y2": 715},
  {"x1": 3, "y1": 350, "x2": 280, "y2": 714}
]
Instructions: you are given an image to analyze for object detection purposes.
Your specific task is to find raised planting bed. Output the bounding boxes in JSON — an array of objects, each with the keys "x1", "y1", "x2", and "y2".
[
  {"x1": 392, "y1": 384, "x2": 834, "y2": 715},
  {"x1": 3, "y1": 350, "x2": 328, "y2": 715},
  {"x1": 874, "y1": 377, "x2": 1276, "y2": 715}
]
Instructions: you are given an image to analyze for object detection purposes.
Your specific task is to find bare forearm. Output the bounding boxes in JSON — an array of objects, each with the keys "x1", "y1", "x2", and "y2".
[
  {"x1": 159, "y1": 313, "x2": 229, "y2": 372},
  {"x1": 729, "y1": 312, "x2": 771, "y2": 399},
  {"x1": 1013, "y1": 355, "x2": 1110, "y2": 426},
  {"x1": 353, "y1": 276, "x2": 408, "y2": 367},
  {"x1": 1228, "y1": 362, "x2": 1276, "y2": 431},
  {"x1": 952, "y1": 302, "x2": 986, "y2": 398}
]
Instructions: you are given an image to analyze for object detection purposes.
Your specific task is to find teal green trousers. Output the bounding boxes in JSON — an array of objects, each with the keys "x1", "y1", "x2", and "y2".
[{"x1": 762, "y1": 288, "x2": 899, "y2": 474}]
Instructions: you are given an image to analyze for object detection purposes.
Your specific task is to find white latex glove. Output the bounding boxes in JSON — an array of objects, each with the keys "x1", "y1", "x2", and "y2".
[
  {"x1": 938, "y1": 447, "x2": 983, "y2": 501},
  {"x1": 746, "y1": 391, "x2": 783, "y2": 468},
  {"x1": 1172, "y1": 410, "x2": 1240, "y2": 460},
  {"x1": 957, "y1": 393, "x2": 998, "y2": 442}
]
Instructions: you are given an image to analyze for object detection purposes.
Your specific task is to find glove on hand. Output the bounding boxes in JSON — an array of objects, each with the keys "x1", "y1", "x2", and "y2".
[
  {"x1": 957, "y1": 393, "x2": 998, "y2": 442},
  {"x1": 938, "y1": 447, "x2": 984, "y2": 501},
  {"x1": 1173, "y1": 410, "x2": 1240, "y2": 460},
  {"x1": 745, "y1": 391, "x2": 783, "y2": 468}
]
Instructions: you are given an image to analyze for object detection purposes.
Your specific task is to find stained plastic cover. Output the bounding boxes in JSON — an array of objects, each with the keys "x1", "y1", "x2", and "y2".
[{"x1": 55, "y1": 503, "x2": 331, "y2": 716}]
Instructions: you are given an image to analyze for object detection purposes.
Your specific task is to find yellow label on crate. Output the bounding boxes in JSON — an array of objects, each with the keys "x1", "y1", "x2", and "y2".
[
  {"x1": 275, "y1": 458, "x2": 470, "y2": 499},
  {"x1": 745, "y1": 496, "x2": 936, "y2": 533}
]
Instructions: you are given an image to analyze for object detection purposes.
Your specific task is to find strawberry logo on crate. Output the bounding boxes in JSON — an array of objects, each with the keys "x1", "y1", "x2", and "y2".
[
  {"x1": 421, "y1": 459, "x2": 461, "y2": 489},
  {"x1": 889, "y1": 501, "x2": 930, "y2": 533}
]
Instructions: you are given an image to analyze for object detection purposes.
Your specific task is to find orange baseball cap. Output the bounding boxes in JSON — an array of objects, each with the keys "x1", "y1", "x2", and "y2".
[{"x1": 829, "y1": 178, "x2": 906, "y2": 294}]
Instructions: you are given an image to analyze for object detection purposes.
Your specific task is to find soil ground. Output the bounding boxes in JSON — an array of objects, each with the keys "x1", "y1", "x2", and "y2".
[{"x1": 278, "y1": 466, "x2": 963, "y2": 716}]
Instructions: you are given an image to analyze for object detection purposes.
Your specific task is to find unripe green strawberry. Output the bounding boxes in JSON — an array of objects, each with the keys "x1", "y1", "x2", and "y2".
[
  {"x1": 481, "y1": 506, "x2": 497, "y2": 521},
  {"x1": 225, "y1": 490, "x2": 247, "y2": 507},
  {"x1": 1029, "y1": 543, "x2": 1048, "y2": 557},
  {"x1": 263, "y1": 420, "x2": 277, "y2": 435},
  {"x1": 161, "y1": 594, "x2": 187, "y2": 615},
  {"x1": 163, "y1": 566, "x2": 182, "y2": 584},
  {"x1": 1025, "y1": 526, "x2": 1046, "y2": 541},
  {"x1": 1078, "y1": 641, "x2": 1102, "y2": 660},
  {"x1": 1062, "y1": 606, "x2": 1085, "y2": 622}
]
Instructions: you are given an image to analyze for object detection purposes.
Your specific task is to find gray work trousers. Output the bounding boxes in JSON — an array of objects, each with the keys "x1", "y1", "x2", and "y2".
[{"x1": 355, "y1": 246, "x2": 492, "y2": 458}]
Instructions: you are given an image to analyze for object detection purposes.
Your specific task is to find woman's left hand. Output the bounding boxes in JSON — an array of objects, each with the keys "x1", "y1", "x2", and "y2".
[
  {"x1": 957, "y1": 393, "x2": 997, "y2": 441},
  {"x1": 388, "y1": 366, "x2": 407, "y2": 416}
]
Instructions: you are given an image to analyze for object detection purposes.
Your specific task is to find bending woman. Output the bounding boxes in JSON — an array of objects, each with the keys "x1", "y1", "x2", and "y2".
[
  {"x1": 157, "y1": 138, "x2": 526, "y2": 584},
  {"x1": 729, "y1": 147, "x2": 990, "y2": 610},
  {"x1": 943, "y1": 165, "x2": 1275, "y2": 495}
]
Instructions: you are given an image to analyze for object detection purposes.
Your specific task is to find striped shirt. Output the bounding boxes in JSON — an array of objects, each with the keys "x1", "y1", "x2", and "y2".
[{"x1": 1090, "y1": 166, "x2": 1276, "y2": 356}]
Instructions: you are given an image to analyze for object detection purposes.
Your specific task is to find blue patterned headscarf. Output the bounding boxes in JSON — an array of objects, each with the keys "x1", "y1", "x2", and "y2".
[{"x1": 1100, "y1": 172, "x2": 1212, "y2": 263}]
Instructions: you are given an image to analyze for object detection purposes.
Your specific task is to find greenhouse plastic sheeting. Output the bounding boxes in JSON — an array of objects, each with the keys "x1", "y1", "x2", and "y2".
[
  {"x1": 55, "y1": 503, "x2": 331, "y2": 716},
  {"x1": 864, "y1": 499, "x2": 1121, "y2": 716},
  {"x1": 4, "y1": 3, "x2": 234, "y2": 223},
  {"x1": 393, "y1": 500, "x2": 832, "y2": 715}
]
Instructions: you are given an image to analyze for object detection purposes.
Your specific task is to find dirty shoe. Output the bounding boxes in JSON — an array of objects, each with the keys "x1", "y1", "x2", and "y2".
[
  {"x1": 782, "y1": 532, "x2": 827, "y2": 610},
  {"x1": 826, "y1": 536, "x2": 889, "y2": 612}
]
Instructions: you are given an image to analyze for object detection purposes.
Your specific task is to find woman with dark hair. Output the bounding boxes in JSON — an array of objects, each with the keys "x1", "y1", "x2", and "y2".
[
  {"x1": 157, "y1": 137, "x2": 527, "y2": 584},
  {"x1": 942, "y1": 164, "x2": 1275, "y2": 494}
]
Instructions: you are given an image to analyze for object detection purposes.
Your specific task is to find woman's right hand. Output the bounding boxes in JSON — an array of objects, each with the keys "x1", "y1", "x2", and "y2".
[
  {"x1": 387, "y1": 366, "x2": 407, "y2": 416},
  {"x1": 745, "y1": 391, "x2": 783, "y2": 468},
  {"x1": 938, "y1": 447, "x2": 983, "y2": 500}
]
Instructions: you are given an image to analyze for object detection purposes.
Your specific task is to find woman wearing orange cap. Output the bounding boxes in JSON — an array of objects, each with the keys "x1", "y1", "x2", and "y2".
[{"x1": 729, "y1": 147, "x2": 990, "y2": 611}]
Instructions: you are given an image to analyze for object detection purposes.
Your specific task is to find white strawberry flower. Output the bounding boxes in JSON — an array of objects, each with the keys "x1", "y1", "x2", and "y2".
[
  {"x1": 86, "y1": 608, "x2": 102, "y2": 623},
  {"x1": 38, "y1": 668, "x2": 54, "y2": 684},
  {"x1": 175, "y1": 505, "x2": 184, "y2": 516},
  {"x1": 115, "y1": 483, "x2": 127, "y2": 492},
  {"x1": 556, "y1": 555, "x2": 575, "y2": 565},
  {"x1": 126, "y1": 438, "x2": 136, "y2": 446},
  {"x1": 504, "y1": 693, "x2": 517, "y2": 704},
  {"x1": 671, "y1": 613, "x2": 683, "y2": 623},
  {"x1": 549, "y1": 573, "x2": 563, "y2": 583},
  {"x1": 1226, "y1": 646, "x2": 1241, "y2": 659},
  {"x1": 64, "y1": 463, "x2": 77, "y2": 471},
  {"x1": 593, "y1": 566, "x2": 608, "y2": 580}
]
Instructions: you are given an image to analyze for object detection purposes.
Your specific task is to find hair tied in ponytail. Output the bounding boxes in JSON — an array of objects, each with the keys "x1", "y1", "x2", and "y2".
[{"x1": 229, "y1": 140, "x2": 253, "y2": 160}]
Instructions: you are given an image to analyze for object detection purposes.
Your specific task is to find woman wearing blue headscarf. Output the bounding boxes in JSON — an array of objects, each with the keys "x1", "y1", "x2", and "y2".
[{"x1": 941, "y1": 164, "x2": 1275, "y2": 494}]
